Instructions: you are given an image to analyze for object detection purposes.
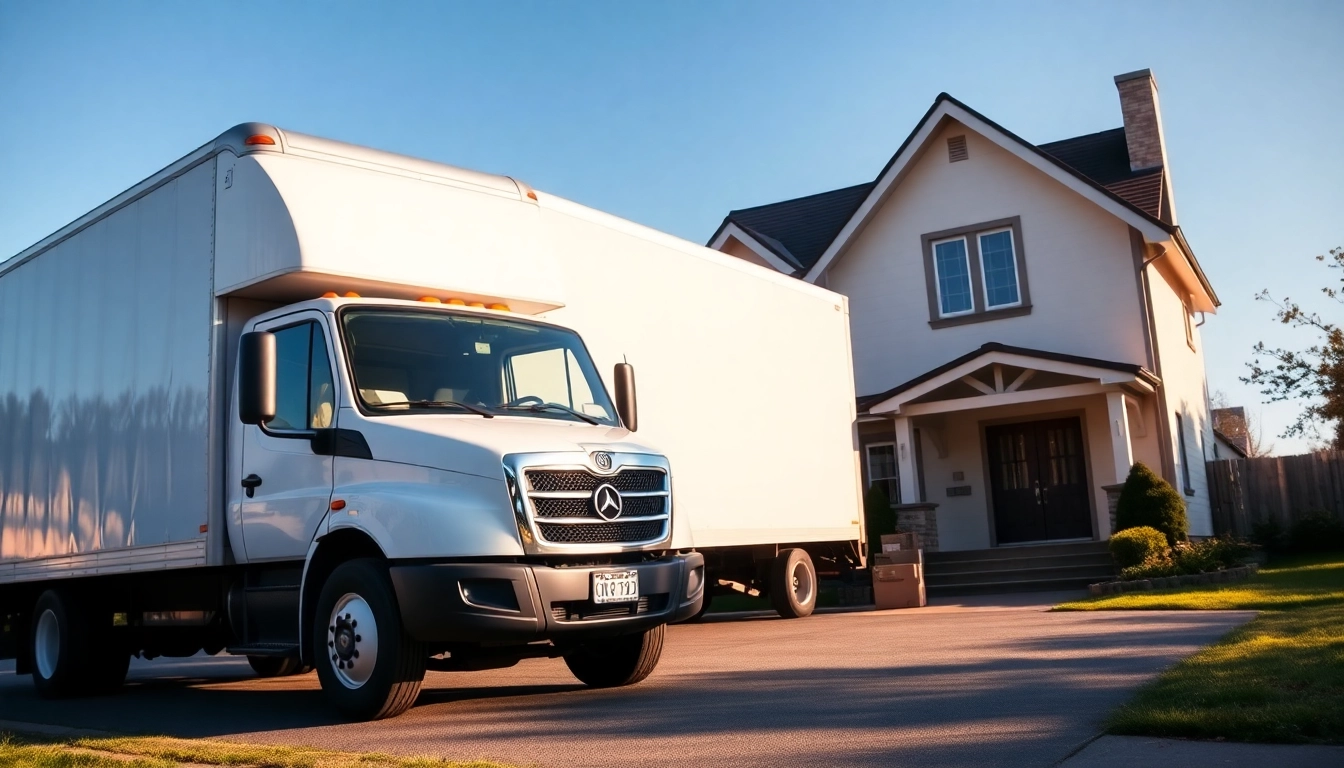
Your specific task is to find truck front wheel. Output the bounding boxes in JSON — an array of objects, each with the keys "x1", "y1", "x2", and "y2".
[
  {"x1": 312, "y1": 559, "x2": 426, "y2": 720},
  {"x1": 769, "y1": 548, "x2": 817, "y2": 619},
  {"x1": 563, "y1": 624, "x2": 664, "y2": 688}
]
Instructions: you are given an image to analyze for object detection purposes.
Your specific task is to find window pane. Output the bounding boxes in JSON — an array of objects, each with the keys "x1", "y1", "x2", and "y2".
[
  {"x1": 866, "y1": 444, "x2": 900, "y2": 503},
  {"x1": 309, "y1": 325, "x2": 335, "y2": 429},
  {"x1": 934, "y1": 239, "x2": 973, "y2": 315},
  {"x1": 979, "y1": 230, "x2": 1020, "y2": 308},
  {"x1": 271, "y1": 324, "x2": 311, "y2": 431}
]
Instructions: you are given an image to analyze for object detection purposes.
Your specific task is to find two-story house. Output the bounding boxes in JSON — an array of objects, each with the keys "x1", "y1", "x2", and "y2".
[{"x1": 709, "y1": 70, "x2": 1219, "y2": 587}]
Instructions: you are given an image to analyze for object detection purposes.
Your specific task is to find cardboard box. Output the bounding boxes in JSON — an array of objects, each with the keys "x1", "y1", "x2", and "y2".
[
  {"x1": 880, "y1": 532, "x2": 920, "y2": 552},
  {"x1": 872, "y1": 563, "x2": 926, "y2": 609},
  {"x1": 875, "y1": 532, "x2": 922, "y2": 566}
]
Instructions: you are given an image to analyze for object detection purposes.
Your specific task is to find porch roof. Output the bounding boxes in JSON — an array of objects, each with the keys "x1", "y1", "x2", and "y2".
[{"x1": 859, "y1": 342, "x2": 1160, "y2": 417}]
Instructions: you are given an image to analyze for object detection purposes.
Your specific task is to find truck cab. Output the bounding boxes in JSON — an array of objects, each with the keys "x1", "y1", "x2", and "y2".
[{"x1": 229, "y1": 296, "x2": 703, "y2": 718}]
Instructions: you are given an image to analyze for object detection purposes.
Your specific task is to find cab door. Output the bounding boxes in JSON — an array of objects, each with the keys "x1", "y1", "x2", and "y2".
[{"x1": 238, "y1": 313, "x2": 337, "y2": 561}]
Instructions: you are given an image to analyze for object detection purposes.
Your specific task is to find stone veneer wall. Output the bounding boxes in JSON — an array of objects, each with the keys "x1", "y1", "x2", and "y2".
[
  {"x1": 893, "y1": 503, "x2": 940, "y2": 552},
  {"x1": 1102, "y1": 483, "x2": 1126, "y2": 536}
]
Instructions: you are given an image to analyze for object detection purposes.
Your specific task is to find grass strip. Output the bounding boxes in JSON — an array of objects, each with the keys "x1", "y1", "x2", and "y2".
[
  {"x1": 0, "y1": 732, "x2": 518, "y2": 768},
  {"x1": 1055, "y1": 553, "x2": 1344, "y2": 744}
]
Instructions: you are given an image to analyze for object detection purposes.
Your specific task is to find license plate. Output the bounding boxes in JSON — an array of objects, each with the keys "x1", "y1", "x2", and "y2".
[{"x1": 592, "y1": 570, "x2": 640, "y2": 604}]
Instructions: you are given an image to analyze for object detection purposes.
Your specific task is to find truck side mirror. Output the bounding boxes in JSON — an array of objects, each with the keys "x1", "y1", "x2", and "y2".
[
  {"x1": 239, "y1": 331, "x2": 277, "y2": 425},
  {"x1": 614, "y1": 362, "x2": 637, "y2": 432}
]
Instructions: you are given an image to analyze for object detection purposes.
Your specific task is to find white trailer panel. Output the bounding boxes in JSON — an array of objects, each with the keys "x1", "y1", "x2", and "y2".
[{"x1": 0, "y1": 161, "x2": 215, "y2": 568}]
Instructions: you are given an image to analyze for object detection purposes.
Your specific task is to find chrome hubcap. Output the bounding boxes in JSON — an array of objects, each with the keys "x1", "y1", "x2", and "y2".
[
  {"x1": 791, "y1": 561, "x2": 815, "y2": 606},
  {"x1": 34, "y1": 609, "x2": 60, "y2": 680},
  {"x1": 327, "y1": 593, "x2": 377, "y2": 689}
]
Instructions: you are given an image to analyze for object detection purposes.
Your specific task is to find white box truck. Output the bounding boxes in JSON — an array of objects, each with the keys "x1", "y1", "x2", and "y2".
[{"x1": 0, "y1": 124, "x2": 862, "y2": 719}]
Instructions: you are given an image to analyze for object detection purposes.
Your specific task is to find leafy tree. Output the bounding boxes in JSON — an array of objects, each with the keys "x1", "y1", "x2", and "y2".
[
  {"x1": 1208, "y1": 390, "x2": 1275, "y2": 457},
  {"x1": 1114, "y1": 462, "x2": 1188, "y2": 545},
  {"x1": 1243, "y1": 246, "x2": 1344, "y2": 449}
]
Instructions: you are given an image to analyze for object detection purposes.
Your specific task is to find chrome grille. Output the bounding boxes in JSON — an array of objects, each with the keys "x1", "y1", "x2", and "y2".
[{"x1": 508, "y1": 455, "x2": 672, "y2": 551}]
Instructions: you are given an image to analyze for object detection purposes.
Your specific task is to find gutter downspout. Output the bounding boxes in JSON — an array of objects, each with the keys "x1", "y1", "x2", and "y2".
[{"x1": 1132, "y1": 229, "x2": 1179, "y2": 485}]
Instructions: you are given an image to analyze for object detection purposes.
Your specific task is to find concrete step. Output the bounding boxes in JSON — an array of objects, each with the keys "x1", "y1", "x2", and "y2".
[
  {"x1": 925, "y1": 541, "x2": 1110, "y2": 563},
  {"x1": 924, "y1": 552, "x2": 1115, "y2": 575},
  {"x1": 925, "y1": 563, "x2": 1116, "y2": 588},
  {"x1": 927, "y1": 575, "x2": 1109, "y2": 597}
]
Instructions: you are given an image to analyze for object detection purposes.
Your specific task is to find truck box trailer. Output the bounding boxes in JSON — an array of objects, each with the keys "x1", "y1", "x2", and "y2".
[{"x1": 0, "y1": 123, "x2": 861, "y2": 717}]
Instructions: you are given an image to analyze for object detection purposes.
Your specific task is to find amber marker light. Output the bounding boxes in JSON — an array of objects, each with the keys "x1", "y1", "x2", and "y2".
[
  {"x1": 418, "y1": 296, "x2": 442, "y2": 303},
  {"x1": 343, "y1": 291, "x2": 361, "y2": 298},
  {"x1": 244, "y1": 135, "x2": 275, "y2": 146},
  {"x1": 526, "y1": 190, "x2": 538, "y2": 200},
  {"x1": 321, "y1": 291, "x2": 339, "y2": 298},
  {"x1": 488, "y1": 303, "x2": 510, "y2": 311},
  {"x1": 468, "y1": 302, "x2": 486, "y2": 308},
  {"x1": 330, "y1": 499, "x2": 346, "y2": 511},
  {"x1": 447, "y1": 298, "x2": 467, "y2": 305}
]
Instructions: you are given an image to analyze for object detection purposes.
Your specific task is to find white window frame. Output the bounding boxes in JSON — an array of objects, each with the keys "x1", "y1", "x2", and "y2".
[
  {"x1": 931, "y1": 236, "x2": 975, "y2": 319},
  {"x1": 976, "y1": 227, "x2": 1023, "y2": 310},
  {"x1": 865, "y1": 441, "x2": 900, "y2": 505}
]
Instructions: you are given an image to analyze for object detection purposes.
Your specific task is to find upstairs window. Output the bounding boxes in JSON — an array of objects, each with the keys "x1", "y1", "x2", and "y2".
[{"x1": 921, "y1": 217, "x2": 1031, "y2": 328}]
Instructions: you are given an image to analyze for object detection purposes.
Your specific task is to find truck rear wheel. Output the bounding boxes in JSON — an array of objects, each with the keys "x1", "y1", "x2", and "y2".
[
  {"x1": 769, "y1": 548, "x2": 817, "y2": 619},
  {"x1": 563, "y1": 624, "x2": 664, "y2": 688},
  {"x1": 30, "y1": 590, "x2": 95, "y2": 698},
  {"x1": 313, "y1": 558, "x2": 426, "y2": 720}
]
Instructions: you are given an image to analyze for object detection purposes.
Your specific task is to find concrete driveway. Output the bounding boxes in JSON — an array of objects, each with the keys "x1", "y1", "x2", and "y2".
[{"x1": 0, "y1": 594, "x2": 1251, "y2": 768}]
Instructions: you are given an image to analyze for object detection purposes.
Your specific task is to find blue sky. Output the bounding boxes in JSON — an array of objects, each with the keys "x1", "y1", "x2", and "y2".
[{"x1": 2, "y1": 0, "x2": 1341, "y2": 453}]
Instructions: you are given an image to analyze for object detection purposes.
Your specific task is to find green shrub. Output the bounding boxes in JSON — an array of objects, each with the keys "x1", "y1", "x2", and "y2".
[
  {"x1": 1114, "y1": 462, "x2": 1188, "y2": 545},
  {"x1": 1109, "y1": 526, "x2": 1169, "y2": 568},
  {"x1": 863, "y1": 483, "x2": 895, "y2": 560},
  {"x1": 1287, "y1": 512, "x2": 1344, "y2": 553},
  {"x1": 1251, "y1": 518, "x2": 1286, "y2": 553},
  {"x1": 1120, "y1": 553, "x2": 1179, "y2": 581}
]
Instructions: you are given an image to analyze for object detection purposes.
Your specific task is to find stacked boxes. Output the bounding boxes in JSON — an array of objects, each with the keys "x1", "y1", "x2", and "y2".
[{"x1": 872, "y1": 533, "x2": 926, "y2": 609}]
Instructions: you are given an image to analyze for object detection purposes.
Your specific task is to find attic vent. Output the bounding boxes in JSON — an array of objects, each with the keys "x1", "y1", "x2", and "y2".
[{"x1": 947, "y1": 135, "x2": 968, "y2": 163}]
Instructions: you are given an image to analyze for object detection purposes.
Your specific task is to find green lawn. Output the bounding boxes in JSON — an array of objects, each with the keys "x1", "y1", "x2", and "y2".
[
  {"x1": 1056, "y1": 554, "x2": 1344, "y2": 744},
  {"x1": 0, "y1": 733, "x2": 516, "y2": 768}
]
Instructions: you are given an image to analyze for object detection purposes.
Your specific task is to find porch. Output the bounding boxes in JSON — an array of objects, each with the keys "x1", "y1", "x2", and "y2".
[{"x1": 858, "y1": 343, "x2": 1163, "y2": 557}]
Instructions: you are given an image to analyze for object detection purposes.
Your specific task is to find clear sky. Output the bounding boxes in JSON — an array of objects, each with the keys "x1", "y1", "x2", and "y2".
[{"x1": 2, "y1": 0, "x2": 1341, "y2": 453}]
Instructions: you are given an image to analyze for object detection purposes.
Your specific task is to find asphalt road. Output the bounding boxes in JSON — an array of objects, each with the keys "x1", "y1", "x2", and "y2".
[{"x1": 0, "y1": 593, "x2": 1252, "y2": 768}]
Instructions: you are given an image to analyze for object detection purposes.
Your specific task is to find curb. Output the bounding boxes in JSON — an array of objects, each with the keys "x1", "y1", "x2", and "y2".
[{"x1": 1088, "y1": 563, "x2": 1259, "y2": 596}]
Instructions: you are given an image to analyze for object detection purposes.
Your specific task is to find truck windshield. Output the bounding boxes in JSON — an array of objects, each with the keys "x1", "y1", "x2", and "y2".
[{"x1": 340, "y1": 308, "x2": 620, "y2": 426}]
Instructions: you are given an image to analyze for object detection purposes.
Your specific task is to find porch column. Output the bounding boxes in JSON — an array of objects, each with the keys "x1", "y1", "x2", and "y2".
[
  {"x1": 1105, "y1": 391, "x2": 1134, "y2": 484},
  {"x1": 892, "y1": 416, "x2": 919, "y2": 504}
]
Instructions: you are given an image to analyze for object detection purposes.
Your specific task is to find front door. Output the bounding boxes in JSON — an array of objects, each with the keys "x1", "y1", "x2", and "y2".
[
  {"x1": 986, "y1": 417, "x2": 1092, "y2": 544},
  {"x1": 239, "y1": 314, "x2": 337, "y2": 561}
]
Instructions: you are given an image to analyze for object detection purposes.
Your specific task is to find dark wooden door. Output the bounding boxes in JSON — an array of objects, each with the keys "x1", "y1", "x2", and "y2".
[{"x1": 986, "y1": 417, "x2": 1092, "y2": 544}]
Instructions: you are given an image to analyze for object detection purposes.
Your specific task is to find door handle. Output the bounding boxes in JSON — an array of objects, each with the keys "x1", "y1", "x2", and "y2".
[
  {"x1": 241, "y1": 474, "x2": 263, "y2": 498},
  {"x1": 1034, "y1": 482, "x2": 1042, "y2": 505}
]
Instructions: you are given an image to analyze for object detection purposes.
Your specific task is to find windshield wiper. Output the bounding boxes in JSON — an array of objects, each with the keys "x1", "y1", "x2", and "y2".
[
  {"x1": 496, "y1": 403, "x2": 600, "y2": 425},
  {"x1": 369, "y1": 400, "x2": 494, "y2": 418}
]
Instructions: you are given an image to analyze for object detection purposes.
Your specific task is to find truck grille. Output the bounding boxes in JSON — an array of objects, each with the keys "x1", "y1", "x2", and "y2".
[
  {"x1": 526, "y1": 469, "x2": 666, "y2": 493},
  {"x1": 537, "y1": 519, "x2": 665, "y2": 544},
  {"x1": 514, "y1": 461, "x2": 671, "y2": 549},
  {"x1": 550, "y1": 593, "x2": 670, "y2": 622}
]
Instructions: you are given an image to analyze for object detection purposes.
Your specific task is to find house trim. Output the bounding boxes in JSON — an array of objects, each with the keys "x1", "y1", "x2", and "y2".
[
  {"x1": 709, "y1": 222, "x2": 801, "y2": 275},
  {"x1": 921, "y1": 216, "x2": 1032, "y2": 328}
]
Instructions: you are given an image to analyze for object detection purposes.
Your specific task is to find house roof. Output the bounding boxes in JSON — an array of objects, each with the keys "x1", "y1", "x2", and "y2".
[
  {"x1": 856, "y1": 342, "x2": 1160, "y2": 413},
  {"x1": 708, "y1": 93, "x2": 1217, "y2": 308},
  {"x1": 709, "y1": 183, "x2": 875, "y2": 273},
  {"x1": 1037, "y1": 128, "x2": 1166, "y2": 220},
  {"x1": 1212, "y1": 428, "x2": 1250, "y2": 458}
]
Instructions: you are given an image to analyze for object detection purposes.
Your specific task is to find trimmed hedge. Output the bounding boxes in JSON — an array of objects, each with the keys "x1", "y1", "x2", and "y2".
[
  {"x1": 1110, "y1": 526, "x2": 1168, "y2": 569},
  {"x1": 1115, "y1": 462, "x2": 1188, "y2": 545}
]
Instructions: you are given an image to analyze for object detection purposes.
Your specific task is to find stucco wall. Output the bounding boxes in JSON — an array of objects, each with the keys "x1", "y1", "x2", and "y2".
[
  {"x1": 825, "y1": 120, "x2": 1150, "y2": 398},
  {"x1": 1148, "y1": 260, "x2": 1215, "y2": 535}
]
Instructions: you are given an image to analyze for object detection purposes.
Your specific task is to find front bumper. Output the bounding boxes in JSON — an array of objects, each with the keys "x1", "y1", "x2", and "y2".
[{"x1": 390, "y1": 552, "x2": 704, "y2": 644}]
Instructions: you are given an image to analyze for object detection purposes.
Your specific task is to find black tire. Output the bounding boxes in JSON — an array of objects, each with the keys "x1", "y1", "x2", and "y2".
[
  {"x1": 769, "y1": 548, "x2": 817, "y2": 619},
  {"x1": 564, "y1": 624, "x2": 664, "y2": 688},
  {"x1": 312, "y1": 558, "x2": 426, "y2": 720},
  {"x1": 248, "y1": 655, "x2": 304, "y2": 678},
  {"x1": 29, "y1": 590, "x2": 92, "y2": 698}
]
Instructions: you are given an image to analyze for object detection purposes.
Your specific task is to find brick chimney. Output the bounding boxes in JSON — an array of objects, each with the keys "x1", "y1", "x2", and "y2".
[{"x1": 1114, "y1": 69, "x2": 1167, "y2": 172}]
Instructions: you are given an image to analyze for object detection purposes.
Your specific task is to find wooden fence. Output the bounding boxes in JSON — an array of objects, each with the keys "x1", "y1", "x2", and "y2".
[{"x1": 1206, "y1": 450, "x2": 1344, "y2": 538}]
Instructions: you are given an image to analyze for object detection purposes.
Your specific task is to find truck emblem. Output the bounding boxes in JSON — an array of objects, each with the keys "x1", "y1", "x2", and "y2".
[
  {"x1": 592, "y1": 484, "x2": 623, "y2": 520},
  {"x1": 593, "y1": 452, "x2": 613, "y2": 471}
]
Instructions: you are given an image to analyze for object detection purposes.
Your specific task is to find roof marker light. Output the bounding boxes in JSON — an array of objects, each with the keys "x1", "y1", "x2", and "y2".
[
  {"x1": 244, "y1": 134, "x2": 276, "y2": 146},
  {"x1": 526, "y1": 190, "x2": 538, "y2": 201},
  {"x1": 321, "y1": 291, "x2": 339, "y2": 298},
  {"x1": 447, "y1": 298, "x2": 467, "y2": 305},
  {"x1": 488, "y1": 303, "x2": 510, "y2": 311},
  {"x1": 344, "y1": 291, "x2": 361, "y2": 298},
  {"x1": 468, "y1": 302, "x2": 486, "y2": 308},
  {"x1": 418, "y1": 296, "x2": 442, "y2": 303}
]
